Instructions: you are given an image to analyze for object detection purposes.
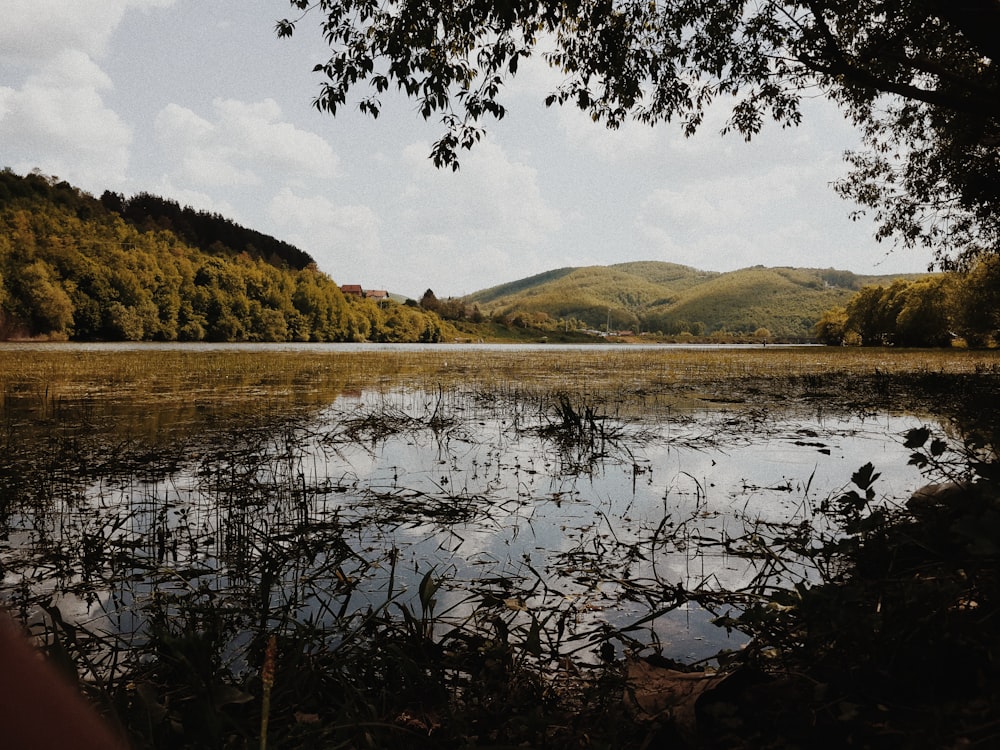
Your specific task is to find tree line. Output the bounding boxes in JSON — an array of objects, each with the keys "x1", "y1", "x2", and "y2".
[
  {"x1": 815, "y1": 258, "x2": 1000, "y2": 347},
  {"x1": 0, "y1": 169, "x2": 449, "y2": 343},
  {"x1": 99, "y1": 190, "x2": 314, "y2": 271}
]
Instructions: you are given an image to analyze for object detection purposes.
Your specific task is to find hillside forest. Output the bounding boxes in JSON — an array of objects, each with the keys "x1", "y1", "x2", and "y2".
[
  {"x1": 3, "y1": 167, "x2": 999, "y2": 346},
  {"x1": 459, "y1": 258, "x2": 1000, "y2": 346},
  {"x1": 460, "y1": 263, "x2": 909, "y2": 341},
  {"x1": 0, "y1": 169, "x2": 451, "y2": 343}
]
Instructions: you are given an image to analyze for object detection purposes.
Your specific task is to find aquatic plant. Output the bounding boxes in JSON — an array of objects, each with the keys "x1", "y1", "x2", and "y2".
[{"x1": 2, "y1": 347, "x2": 999, "y2": 747}]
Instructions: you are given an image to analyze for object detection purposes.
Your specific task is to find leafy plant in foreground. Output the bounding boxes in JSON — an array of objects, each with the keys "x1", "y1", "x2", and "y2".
[{"x1": 712, "y1": 425, "x2": 1000, "y2": 746}]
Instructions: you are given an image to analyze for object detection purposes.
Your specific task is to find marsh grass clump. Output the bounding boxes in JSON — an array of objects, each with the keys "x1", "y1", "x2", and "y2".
[
  {"x1": 328, "y1": 389, "x2": 463, "y2": 446},
  {"x1": 547, "y1": 393, "x2": 606, "y2": 441}
]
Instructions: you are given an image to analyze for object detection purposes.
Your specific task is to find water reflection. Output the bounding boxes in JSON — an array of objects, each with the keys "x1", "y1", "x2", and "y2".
[{"x1": 0, "y1": 382, "x2": 929, "y2": 664}]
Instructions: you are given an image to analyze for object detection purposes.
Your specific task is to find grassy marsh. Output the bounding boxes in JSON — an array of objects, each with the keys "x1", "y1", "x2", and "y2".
[
  {"x1": 4, "y1": 342, "x2": 999, "y2": 403},
  {"x1": 1, "y1": 343, "x2": 999, "y2": 749}
]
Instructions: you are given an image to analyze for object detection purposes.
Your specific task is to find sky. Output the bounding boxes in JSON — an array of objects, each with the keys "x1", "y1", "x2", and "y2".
[{"x1": 1, "y1": 0, "x2": 936, "y2": 299}]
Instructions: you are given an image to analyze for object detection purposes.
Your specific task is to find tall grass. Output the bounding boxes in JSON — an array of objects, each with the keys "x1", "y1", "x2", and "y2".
[
  {"x1": 3, "y1": 344, "x2": 999, "y2": 409},
  {"x1": 2, "y1": 344, "x2": 999, "y2": 748}
]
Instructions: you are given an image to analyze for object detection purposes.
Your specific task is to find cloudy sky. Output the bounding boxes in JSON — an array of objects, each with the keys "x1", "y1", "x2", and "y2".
[{"x1": 2, "y1": 0, "x2": 935, "y2": 298}]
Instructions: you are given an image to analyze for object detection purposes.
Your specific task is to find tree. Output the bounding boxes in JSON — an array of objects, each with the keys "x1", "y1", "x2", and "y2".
[
  {"x1": 845, "y1": 285, "x2": 892, "y2": 345},
  {"x1": 278, "y1": 1, "x2": 1000, "y2": 266},
  {"x1": 952, "y1": 254, "x2": 1000, "y2": 345},
  {"x1": 892, "y1": 276, "x2": 955, "y2": 346},
  {"x1": 419, "y1": 289, "x2": 441, "y2": 313},
  {"x1": 9, "y1": 260, "x2": 75, "y2": 337},
  {"x1": 836, "y1": 276, "x2": 955, "y2": 346},
  {"x1": 814, "y1": 306, "x2": 849, "y2": 345}
]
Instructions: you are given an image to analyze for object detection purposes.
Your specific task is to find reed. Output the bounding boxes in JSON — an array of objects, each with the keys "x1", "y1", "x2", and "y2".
[
  {"x1": 3, "y1": 345, "x2": 999, "y2": 404},
  {"x1": 1, "y1": 344, "x2": 998, "y2": 748}
]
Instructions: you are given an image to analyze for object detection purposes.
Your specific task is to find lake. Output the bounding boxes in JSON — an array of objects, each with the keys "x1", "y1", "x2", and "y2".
[{"x1": 3, "y1": 342, "x2": 983, "y2": 673}]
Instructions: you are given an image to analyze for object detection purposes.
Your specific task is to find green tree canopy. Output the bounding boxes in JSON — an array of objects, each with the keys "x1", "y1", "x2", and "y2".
[
  {"x1": 0, "y1": 168, "x2": 455, "y2": 344},
  {"x1": 828, "y1": 272, "x2": 977, "y2": 347},
  {"x1": 279, "y1": 1, "x2": 1000, "y2": 266}
]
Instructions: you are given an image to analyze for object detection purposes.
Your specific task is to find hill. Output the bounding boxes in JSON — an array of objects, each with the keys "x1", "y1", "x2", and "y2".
[
  {"x1": 0, "y1": 168, "x2": 451, "y2": 343},
  {"x1": 100, "y1": 190, "x2": 314, "y2": 271},
  {"x1": 463, "y1": 262, "x2": 921, "y2": 340}
]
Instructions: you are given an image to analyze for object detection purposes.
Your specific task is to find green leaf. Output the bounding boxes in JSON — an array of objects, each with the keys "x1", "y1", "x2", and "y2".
[
  {"x1": 903, "y1": 427, "x2": 931, "y2": 449},
  {"x1": 418, "y1": 568, "x2": 441, "y2": 613},
  {"x1": 851, "y1": 462, "x2": 880, "y2": 491}
]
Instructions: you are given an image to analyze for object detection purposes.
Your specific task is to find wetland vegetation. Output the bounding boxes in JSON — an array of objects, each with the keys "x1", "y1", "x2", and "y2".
[{"x1": 1, "y1": 344, "x2": 999, "y2": 749}]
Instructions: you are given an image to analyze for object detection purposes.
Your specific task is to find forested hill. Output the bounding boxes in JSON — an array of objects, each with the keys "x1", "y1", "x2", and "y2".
[
  {"x1": 464, "y1": 261, "x2": 921, "y2": 340},
  {"x1": 0, "y1": 168, "x2": 450, "y2": 343},
  {"x1": 100, "y1": 191, "x2": 314, "y2": 271}
]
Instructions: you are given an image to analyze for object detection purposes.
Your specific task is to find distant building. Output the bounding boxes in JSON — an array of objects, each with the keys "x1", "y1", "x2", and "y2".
[
  {"x1": 365, "y1": 289, "x2": 389, "y2": 301},
  {"x1": 340, "y1": 284, "x2": 363, "y2": 297}
]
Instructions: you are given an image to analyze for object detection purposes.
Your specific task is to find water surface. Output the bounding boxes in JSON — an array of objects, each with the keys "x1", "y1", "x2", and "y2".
[{"x1": 0, "y1": 357, "x2": 931, "y2": 662}]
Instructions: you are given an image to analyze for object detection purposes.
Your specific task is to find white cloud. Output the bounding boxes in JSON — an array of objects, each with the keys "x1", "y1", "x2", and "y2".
[
  {"x1": 388, "y1": 137, "x2": 565, "y2": 293},
  {"x1": 627, "y1": 103, "x2": 889, "y2": 274},
  {"x1": 401, "y1": 138, "x2": 561, "y2": 242},
  {"x1": 156, "y1": 102, "x2": 214, "y2": 144},
  {"x1": 0, "y1": 50, "x2": 131, "y2": 186},
  {"x1": 641, "y1": 166, "x2": 802, "y2": 230},
  {"x1": 632, "y1": 151, "x2": 931, "y2": 274},
  {"x1": 635, "y1": 161, "x2": 825, "y2": 271},
  {"x1": 268, "y1": 188, "x2": 382, "y2": 281},
  {"x1": 213, "y1": 98, "x2": 339, "y2": 177},
  {"x1": 154, "y1": 98, "x2": 339, "y2": 188},
  {"x1": 1, "y1": 0, "x2": 175, "y2": 64},
  {"x1": 154, "y1": 103, "x2": 258, "y2": 186},
  {"x1": 556, "y1": 107, "x2": 660, "y2": 161},
  {"x1": 503, "y1": 39, "x2": 564, "y2": 99}
]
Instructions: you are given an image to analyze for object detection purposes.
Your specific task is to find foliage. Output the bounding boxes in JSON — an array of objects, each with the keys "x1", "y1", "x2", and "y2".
[
  {"x1": 821, "y1": 258, "x2": 1000, "y2": 346},
  {"x1": 278, "y1": 0, "x2": 1000, "y2": 265},
  {"x1": 813, "y1": 305, "x2": 849, "y2": 345},
  {"x1": 714, "y1": 425, "x2": 1000, "y2": 747},
  {"x1": 0, "y1": 169, "x2": 451, "y2": 343},
  {"x1": 464, "y1": 261, "x2": 913, "y2": 340},
  {"x1": 417, "y1": 287, "x2": 484, "y2": 324},
  {"x1": 951, "y1": 254, "x2": 1000, "y2": 347},
  {"x1": 103, "y1": 191, "x2": 314, "y2": 271}
]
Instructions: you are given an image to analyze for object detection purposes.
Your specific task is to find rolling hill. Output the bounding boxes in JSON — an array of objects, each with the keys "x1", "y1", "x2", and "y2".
[
  {"x1": 463, "y1": 262, "x2": 921, "y2": 341},
  {"x1": 0, "y1": 168, "x2": 453, "y2": 343}
]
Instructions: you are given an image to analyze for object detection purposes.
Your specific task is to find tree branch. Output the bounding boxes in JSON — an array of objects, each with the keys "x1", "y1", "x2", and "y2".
[
  {"x1": 930, "y1": 0, "x2": 1000, "y2": 64},
  {"x1": 797, "y1": 1, "x2": 1000, "y2": 118},
  {"x1": 800, "y1": 52, "x2": 1000, "y2": 118}
]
